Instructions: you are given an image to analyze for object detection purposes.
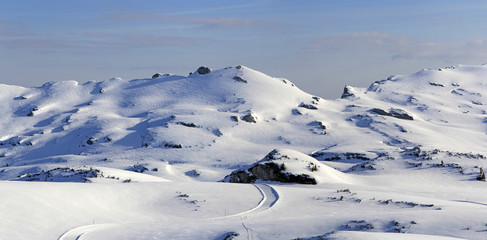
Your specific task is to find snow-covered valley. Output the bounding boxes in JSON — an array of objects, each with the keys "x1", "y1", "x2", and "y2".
[{"x1": 1, "y1": 65, "x2": 487, "y2": 239}]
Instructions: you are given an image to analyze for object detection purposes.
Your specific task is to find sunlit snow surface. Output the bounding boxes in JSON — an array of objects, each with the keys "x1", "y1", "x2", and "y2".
[{"x1": 1, "y1": 65, "x2": 487, "y2": 239}]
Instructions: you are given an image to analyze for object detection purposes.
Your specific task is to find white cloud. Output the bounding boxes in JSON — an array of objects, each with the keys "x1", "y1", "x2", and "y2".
[
  {"x1": 0, "y1": 33, "x2": 208, "y2": 52},
  {"x1": 302, "y1": 32, "x2": 487, "y2": 62},
  {"x1": 105, "y1": 13, "x2": 283, "y2": 30}
]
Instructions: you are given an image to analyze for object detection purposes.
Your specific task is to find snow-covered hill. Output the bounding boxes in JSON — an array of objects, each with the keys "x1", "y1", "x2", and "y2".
[
  {"x1": 1, "y1": 65, "x2": 487, "y2": 239},
  {"x1": 0, "y1": 65, "x2": 330, "y2": 181}
]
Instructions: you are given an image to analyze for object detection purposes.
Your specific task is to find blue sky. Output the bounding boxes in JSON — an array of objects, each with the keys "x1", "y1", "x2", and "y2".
[{"x1": 2, "y1": 0, "x2": 487, "y2": 98}]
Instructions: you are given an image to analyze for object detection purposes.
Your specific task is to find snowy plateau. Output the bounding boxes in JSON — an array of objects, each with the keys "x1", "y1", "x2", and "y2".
[{"x1": 1, "y1": 65, "x2": 487, "y2": 240}]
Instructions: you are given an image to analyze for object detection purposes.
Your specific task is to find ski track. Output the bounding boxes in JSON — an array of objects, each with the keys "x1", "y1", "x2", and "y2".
[
  {"x1": 212, "y1": 183, "x2": 279, "y2": 220},
  {"x1": 452, "y1": 200, "x2": 487, "y2": 207},
  {"x1": 57, "y1": 184, "x2": 279, "y2": 239},
  {"x1": 57, "y1": 223, "x2": 116, "y2": 240}
]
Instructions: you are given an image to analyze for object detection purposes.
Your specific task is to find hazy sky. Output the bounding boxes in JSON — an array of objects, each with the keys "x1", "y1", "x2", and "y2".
[{"x1": 2, "y1": 0, "x2": 487, "y2": 98}]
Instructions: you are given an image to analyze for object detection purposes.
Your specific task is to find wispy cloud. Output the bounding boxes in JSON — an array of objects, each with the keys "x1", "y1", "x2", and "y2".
[
  {"x1": 0, "y1": 20, "x2": 36, "y2": 37},
  {"x1": 302, "y1": 32, "x2": 487, "y2": 61},
  {"x1": 392, "y1": 39, "x2": 487, "y2": 60},
  {"x1": 302, "y1": 32, "x2": 408, "y2": 53},
  {"x1": 168, "y1": 3, "x2": 261, "y2": 16},
  {"x1": 105, "y1": 13, "x2": 283, "y2": 30},
  {"x1": 120, "y1": 33, "x2": 209, "y2": 47},
  {"x1": 0, "y1": 38, "x2": 116, "y2": 52},
  {"x1": 0, "y1": 33, "x2": 207, "y2": 52}
]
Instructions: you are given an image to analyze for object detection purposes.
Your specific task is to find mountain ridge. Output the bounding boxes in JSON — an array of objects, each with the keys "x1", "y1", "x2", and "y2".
[
  {"x1": 2, "y1": 64, "x2": 487, "y2": 181},
  {"x1": 2, "y1": 64, "x2": 487, "y2": 240}
]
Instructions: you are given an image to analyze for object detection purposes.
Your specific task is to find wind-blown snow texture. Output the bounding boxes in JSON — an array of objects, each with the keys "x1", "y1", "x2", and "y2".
[{"x1": 1, "y1": 65, "x2": 487, "y2": 239}]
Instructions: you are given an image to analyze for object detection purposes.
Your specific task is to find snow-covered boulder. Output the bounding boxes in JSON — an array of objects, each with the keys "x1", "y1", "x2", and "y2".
[{"x1": 223, "y1": 149, "x2": 348, "y2": 184}]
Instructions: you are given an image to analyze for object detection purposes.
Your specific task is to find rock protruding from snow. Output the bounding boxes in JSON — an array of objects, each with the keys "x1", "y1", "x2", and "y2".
[
  {"x1": 241, "y1": 113, "x2": 257, "y2": 123},
  {"x1": 312, "y1": 150, "x2": 378, "y2": 161},
  {"x1": 233, "y1": 76, "x2": 247, "y2": 83},
  {"x1": 371, "y1": 108, "x2": 414, "y2": 120},
  {"x1": 15, "y1": 167, "x2": 101, "y2": 182},
  {"x1": 308, "y1": 120, "x2": 327, "y2": 135},
  {"x1": 299, "y1": 102, "x2": 318, "y2": 110},
  {"x1": 389, "y1": 108, "x2": 414, "y2": 120},
  {"x1": 152, "y1": 73, "x2": 162, "y2": 79},
  {"x1": 341, "y1": 85, "x2": 356, "y2": 99},
  {"x1": 197, "y1": 66, "x2": 212, "y2": 75},
  {"x1": 223, "y1": 149, "x2": 349, "y2": 184}
]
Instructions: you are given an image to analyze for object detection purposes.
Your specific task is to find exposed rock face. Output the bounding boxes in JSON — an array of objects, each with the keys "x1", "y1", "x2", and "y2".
[
  {"x1": 177, "y1": 122, "x2": 197, "y2": 128},
  {"x1": 478, "y1": 168, "x2": 486, "y2": 181},
  {"x1": 223, "y1": 149, "x2": 318, "y2": 184},
  {"x1": 308, "y1": 121, "x2": 327, "y2": 135},
  {"x1": 163, "y1": 142, "x2": 182, "y2": 148},
  {"x1": 86, "y1": 137, "x2": 96, "y2": 145},
  {"x1": 197, "y1": 66, "x2": 212, "y2": 75},
  {"x1": 371, "y1": 108, "x2": 389, "y2": 116},
  {"x1": 299, "y1": 102, "x2": 318, "y2": 110},
  {"x1": 312, "y1": 151, "x2": 376, "y2": 161},
  {"x1": 241, "y1": 113, "x2": 257, "y2": 123},
  {"x1": 371, "y1": 108, "x2": 413, "y2": 120},
  {"x1": 226, "y1": 162, "x2": 316, "y2": 184},
  {"x1": 389, "y1": 108, "x2": 414, "y2": 120},
  {"x1": 429, "y1": 82, "x2": 444, "y2": 87},
  {"x1": 341, "y1": 85, "x2": 356, "y2": 99},
  {"x1": 15, "y1": 167, "x2": 101, "y2": 182},
  {"x1": 233, "y1": 76, "x2": 247, "y2": 83},
  {"x1": 152, "y1": 73, "x2": 162, "y2": 79},
  {"x1": 27, "y1": 107, "x2": 38, "y2": 116}
]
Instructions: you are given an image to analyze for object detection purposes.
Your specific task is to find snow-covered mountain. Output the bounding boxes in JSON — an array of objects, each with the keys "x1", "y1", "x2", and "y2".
[{"x1": 1, "y1": 65, "x2": 487, "y2": 239}]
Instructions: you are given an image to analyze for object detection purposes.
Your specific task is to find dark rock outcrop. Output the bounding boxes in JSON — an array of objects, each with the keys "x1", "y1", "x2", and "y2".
[
  {"x1": 341, "y1": 85, "x2": 355, "y2": 99},
  {"x1": 233, "y1": 76, "x2": 247, "y2": 83},
  {"x1": 163, "y1": 142, "x2": 182, "y2": 148},
  {"x1": 308, "y1": 121, "x2": 327, "y2": 135},
  {"x1": 177, "y1": 122, "x2": 197, "y2": 128},
  {"x1": 299, "y1": 102, "x2": 318, "y2": 110},
  {"x1": 371, "y1": 108, "x2": 413, "y2": 120},
  {"x1": 371, "y1": 108, "x2": 390, "y2": 116},
  {"x1": 223, "y1": 149, "x2": 318, "y2": 185},
  {"x1": 241, "y1": 113, "x2": 257, "y2": 123},
  {"x1": 311, "y1": 151, "x2": 376, "y2": 161},
  {"x1": 27, "y1": 107, "x2": 38, "y2": 116},
  {"x1": 15, "y1": 167, "x2": 101, "y2": 183},
  {"x1": 197, "y1": 66, "x2": 212, "y2": 75},
  {"x1": 86, "y1": 137, "x2": 97, "y2": 145},
  {"x1": 389, "y1": 108, "x2": 414, "y2": 120},
  {"x1": 429, "y1": 82, "x2": 444, "y2": 87},
  {"x1": 226, "y1": 162, "x2": 316, "y2": 184},
  {"x1": 152, "y1": 73, "x2": 162, "y2": 79}
]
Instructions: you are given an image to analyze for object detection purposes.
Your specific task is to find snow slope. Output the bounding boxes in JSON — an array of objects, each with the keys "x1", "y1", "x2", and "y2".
[{"x1": 1, "y1": 65, "x2": 487, "y2": 239}]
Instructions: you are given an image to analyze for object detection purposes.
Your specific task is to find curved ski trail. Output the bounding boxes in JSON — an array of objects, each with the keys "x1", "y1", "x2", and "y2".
[
  {"x1": 58, "y1": 223, "x2": 116, "y2": 240},
  {"x1": 213, "y1": 183, "x2": 279, "y2": 220},
  {"x1": 58, "y1": 184, "x2": 278, "y2": 239}
]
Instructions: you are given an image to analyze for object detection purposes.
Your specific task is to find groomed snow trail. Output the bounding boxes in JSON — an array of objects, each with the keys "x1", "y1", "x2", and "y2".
[
  {"x1": 57, "y1": 184, "x2": 279, "y2": 239},
  {"x1": 212, "y1": 184, "x2": 279, "y2": 220},
  {"x1": 58, "y1": 223, "x2": 116, "y2": 240}
]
